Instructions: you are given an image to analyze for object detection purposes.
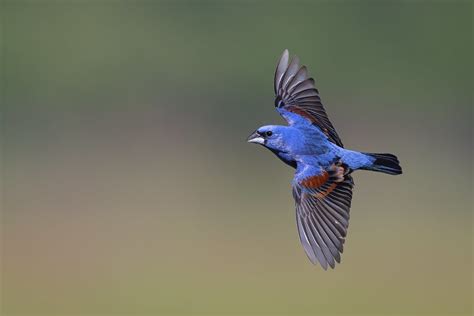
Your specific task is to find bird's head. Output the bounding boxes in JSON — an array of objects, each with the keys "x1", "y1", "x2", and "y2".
[{"x1": 247, "y1": 125, "x2": 290, "y2": 152}]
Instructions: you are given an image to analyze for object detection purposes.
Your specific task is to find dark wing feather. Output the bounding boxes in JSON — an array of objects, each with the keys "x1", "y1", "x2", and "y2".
[
  {"x1": 293, "y1": 164, "x2": 354, "y2": 269},
  {"x1": 274, "y1": 49, "x2": 344, "y2": 147}
]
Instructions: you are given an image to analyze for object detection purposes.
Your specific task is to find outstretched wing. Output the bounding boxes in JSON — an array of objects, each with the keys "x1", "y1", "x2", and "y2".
[
  {"x1": 274, "y1": 49, "x2": 344, "y2": 147},
  {"x1": 292, "y1": 162, "x2": 354, "y2": 269}
]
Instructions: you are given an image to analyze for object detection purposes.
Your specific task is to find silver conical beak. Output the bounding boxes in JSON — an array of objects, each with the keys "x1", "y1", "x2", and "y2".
[{"x1": 247, "y1": 130, "x2": 265, "y2": 144}]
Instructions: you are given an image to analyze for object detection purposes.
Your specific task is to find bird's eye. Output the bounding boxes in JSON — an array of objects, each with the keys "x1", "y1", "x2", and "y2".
[{"x1": 265, "y1": 131, "x2": 273, "y2": 137}]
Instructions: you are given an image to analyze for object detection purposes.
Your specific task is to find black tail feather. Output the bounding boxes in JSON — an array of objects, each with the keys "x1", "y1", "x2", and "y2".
[{"x1": 363, "y1": 153, "x2": 402, "y2": 175}]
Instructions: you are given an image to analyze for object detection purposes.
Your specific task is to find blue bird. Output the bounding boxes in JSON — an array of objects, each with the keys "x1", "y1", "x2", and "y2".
[{"x1": 248, "y1": 50, "x2": 402, "y2": 269}]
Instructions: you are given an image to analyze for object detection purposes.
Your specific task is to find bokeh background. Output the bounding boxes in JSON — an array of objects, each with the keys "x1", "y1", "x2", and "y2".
[{"x1": 1, "y1": 1, "x2": 472, "y2": 315}]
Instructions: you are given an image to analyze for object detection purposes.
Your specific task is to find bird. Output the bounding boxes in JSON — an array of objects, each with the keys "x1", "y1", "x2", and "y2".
[{"x1": 247, "y1": 49, "x2": 402, "y2": 269}]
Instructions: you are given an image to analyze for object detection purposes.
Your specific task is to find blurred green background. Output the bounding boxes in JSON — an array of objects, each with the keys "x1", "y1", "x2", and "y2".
[{"x1": 1, "y1": 1, "x2": 472, "y2": 315}]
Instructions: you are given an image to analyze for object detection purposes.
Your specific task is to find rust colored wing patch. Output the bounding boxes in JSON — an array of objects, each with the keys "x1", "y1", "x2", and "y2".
[
  {"x1": 300, "y1": 163, "x2": 348, "y2": 199},
  {"x1": 286, "y1": 106, "x2": 316, "y2": 123},
  {"x1": 314, "y1": 183, "x2": 338, "y2": 199},
  {"x1": 285, "y1": 106, "x2": 330, "y2": 137},
  {"x1": 300, "y1": 171, "x2": 329, "y2": 188}
]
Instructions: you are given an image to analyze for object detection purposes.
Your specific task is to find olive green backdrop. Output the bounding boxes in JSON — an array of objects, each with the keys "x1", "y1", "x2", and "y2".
[{"x1": 1, "y1": 1, "x2": 472, "y2": 315}]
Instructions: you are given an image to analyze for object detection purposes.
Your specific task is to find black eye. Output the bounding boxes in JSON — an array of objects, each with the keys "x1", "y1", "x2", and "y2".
[{"x1": 265, "y1": 131, "x2": 273, "y2": 137}]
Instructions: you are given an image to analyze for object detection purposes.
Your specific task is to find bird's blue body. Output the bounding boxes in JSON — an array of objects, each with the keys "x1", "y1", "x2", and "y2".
[
  {"x1": 247, "y1": 49, "x2": 401, "y2": 269},
  {"x1": 260, "y1": 108, "x2": 374, "y2": 185}
]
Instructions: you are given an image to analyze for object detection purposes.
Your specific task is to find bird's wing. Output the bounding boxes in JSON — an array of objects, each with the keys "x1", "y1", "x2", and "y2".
[
  {"x1": 274, "y1": 49, "x2": 344, "y2": 147},
  {"x1": 292, "y1": 162, "x2": 354, "y2": 269}
]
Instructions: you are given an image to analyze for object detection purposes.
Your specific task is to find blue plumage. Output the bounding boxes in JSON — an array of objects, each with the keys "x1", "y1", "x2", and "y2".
[{"x1": 247, "y1": 50, "x2": 402, "y2": 269}]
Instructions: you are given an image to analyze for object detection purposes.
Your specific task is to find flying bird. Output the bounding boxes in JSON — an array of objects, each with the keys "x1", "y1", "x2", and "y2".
[{"x1": 247, "y1": 50, "x2": 402, "y2": 269}]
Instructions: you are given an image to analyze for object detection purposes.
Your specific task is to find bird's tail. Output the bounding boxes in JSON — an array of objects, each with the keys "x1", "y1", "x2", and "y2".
[{"x1": 362, "y1": 153, "x2": 402, "y2": 175}]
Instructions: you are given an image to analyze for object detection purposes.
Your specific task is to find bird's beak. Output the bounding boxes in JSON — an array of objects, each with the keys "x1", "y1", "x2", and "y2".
[{"x1": 247, "y1": 130, "x2": 265, "y2": 145}]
